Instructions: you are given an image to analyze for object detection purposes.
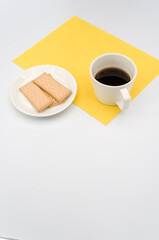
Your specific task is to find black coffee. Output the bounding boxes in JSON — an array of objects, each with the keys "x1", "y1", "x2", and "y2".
[{"x1": 95, "y1": 67, "x2": 130, "y2": 86}]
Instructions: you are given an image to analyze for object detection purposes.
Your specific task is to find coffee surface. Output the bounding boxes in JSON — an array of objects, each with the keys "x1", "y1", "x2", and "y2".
[{"x1": 95, "y1": 67, "x2": 130, "y2": 86}]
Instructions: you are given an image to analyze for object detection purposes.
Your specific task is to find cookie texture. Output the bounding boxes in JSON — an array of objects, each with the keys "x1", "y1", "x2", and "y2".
[
  {"x1": 20, "y1": 81, "x2": 53, "y2": 112},
  {"x1": 33, "y1": 72, "x2": 72, "y2": 102}
]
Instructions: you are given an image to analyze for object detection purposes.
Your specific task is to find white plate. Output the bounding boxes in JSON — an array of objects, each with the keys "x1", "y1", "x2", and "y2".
[{"x1": 10, "y1": 65, "x2": 77, "y2": 117}]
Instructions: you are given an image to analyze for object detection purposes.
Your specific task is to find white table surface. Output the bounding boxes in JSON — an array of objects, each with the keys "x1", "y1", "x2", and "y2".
[{"x1": 0, "y1": 0, "x2": 159, "y2": 239}]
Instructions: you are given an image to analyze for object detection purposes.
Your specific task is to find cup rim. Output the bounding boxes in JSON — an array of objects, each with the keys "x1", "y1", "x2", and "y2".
[{"x1": 90, "y1": 53, "x2": 137, "y2": 88}]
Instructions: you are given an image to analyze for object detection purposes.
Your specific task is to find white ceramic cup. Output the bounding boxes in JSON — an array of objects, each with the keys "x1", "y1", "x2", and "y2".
[{"x1": 90, "y1": 53, "x2": 137, "y2": 110}]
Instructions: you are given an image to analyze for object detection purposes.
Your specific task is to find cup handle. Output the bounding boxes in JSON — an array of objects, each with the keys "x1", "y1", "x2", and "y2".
[{"x1": 116, "y1": 88, "x2": 131, "y2": 110}]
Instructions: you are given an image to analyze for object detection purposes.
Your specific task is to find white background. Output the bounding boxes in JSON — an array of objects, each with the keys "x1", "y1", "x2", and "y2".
[{"x1": 0, "y1": 0, "x2": 159, "y2": 239}]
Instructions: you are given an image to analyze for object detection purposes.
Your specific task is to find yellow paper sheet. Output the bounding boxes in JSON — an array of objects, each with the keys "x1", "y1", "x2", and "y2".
[{"x1": 13, "y1": 16, "x2": 159, "y2": 125}]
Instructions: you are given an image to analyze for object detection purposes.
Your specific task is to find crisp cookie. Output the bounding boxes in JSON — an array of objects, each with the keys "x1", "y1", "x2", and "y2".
[
  {"x1": 20, "y1": 81, "x2": 53, "y2": 112},
  {"x1": 42, "y1": 89, "x2": 59, "y2": 107},
  {"x1": 49, "y1": 96, "x2": 60, "y2": 108},
  {"x1": 33, "y1": 72, "x2": 72, "y2": 102}
]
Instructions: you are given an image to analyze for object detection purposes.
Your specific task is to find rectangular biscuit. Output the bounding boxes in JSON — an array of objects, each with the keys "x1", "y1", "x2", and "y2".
[
  {"x1": 20, "y1": 81, "x2": 53, "y2": 112},
  {"x1": 42, "y1": 89, "x2": 59, "y2": 107},
  {"x1": 49, "y1": 96, "x2": 60, "y2": 108},
  {"x1": 33, "y1": 72, "x2": 72, "y2": 102}
]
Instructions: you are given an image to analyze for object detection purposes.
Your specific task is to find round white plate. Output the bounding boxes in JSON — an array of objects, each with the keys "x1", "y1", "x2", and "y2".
[{"x1": 10, "y1": 65, "x2": 77, "y2": 117}]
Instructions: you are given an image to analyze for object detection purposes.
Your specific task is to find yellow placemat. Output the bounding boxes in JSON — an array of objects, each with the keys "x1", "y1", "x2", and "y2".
[{"x1": 13, "y1": 16, "x2": 159, "y2": 125}]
